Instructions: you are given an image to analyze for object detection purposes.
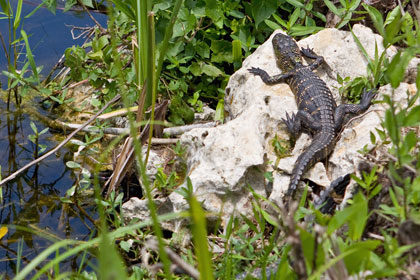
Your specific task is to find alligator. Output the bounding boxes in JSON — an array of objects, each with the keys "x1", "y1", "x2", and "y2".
[{"x1": 248, "y1": 33, "x2": 375, "y2": 202}]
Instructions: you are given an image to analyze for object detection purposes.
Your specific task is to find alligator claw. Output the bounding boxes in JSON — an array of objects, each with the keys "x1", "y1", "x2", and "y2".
[
  {"x1": 282, "y1": 112, "x2": 296, "y2": 136},
  {"x1": 248, "y1": 67, "x2": 264, "y2": 76},
  {"x1": 300, "y1": 45, "x2": 316, "y2": 57},
  {"x1": 361, "y1": 88, "x2": 376, "y2": 105}
]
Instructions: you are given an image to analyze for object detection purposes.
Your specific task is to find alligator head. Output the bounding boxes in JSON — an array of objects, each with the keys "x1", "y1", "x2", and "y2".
[{"x1": 272, "y1": 33, "x2": 302, "y2": 72}]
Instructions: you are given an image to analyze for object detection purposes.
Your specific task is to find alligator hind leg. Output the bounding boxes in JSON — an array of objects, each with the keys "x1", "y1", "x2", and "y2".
[
  {"x1": 334, "y1": 89, "x2": 376, "y2": 132},
  {"x1": 282, "y1": 110, "x2": 322, "y2": 138}
]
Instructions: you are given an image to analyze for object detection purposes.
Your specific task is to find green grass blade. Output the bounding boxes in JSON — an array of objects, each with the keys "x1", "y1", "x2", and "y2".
[
  {"x1": 0, "y1": 0, "x2": 10, "y2": 16},
  {"x1": 13, "y1": 0, "x2": 23, "y2": 30},
  {"x1": 25, "y1": 1, "x2": 44, "y2": 19},
  {"x1": 188, "y1": 181, "x2": 214, "y2": 280},
  {"x1": 112, "y1": 0, "x2": 135, "y2": 20},
  {"x1": 155, "y1": 0, "x2": 183, "y2": 86},
  {"x1": 14, "y1": 239, "x2": 80, "y2": 280},
  {"x1": 99, "y1": 229, "x2": 128, "y2": 280},
  {"x1": 20, "y1": 30, "x2": 39, "y2": 82}
]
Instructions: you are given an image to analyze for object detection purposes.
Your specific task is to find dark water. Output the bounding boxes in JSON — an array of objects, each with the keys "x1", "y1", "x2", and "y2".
[
  {"x1": 0, "y1": 99, "x2": 98, "y2": 278},
  {"x1": 0, "y1": 0, "x2": 107, "y2": 88},
  {"x1": 0, "y1": 1, "x2": 107, "y2": 277}
]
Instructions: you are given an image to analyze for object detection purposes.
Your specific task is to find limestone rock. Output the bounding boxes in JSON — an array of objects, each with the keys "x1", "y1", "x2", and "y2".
[{"x1": 123, "y1": 24, "x2": 418, "y2": 224}]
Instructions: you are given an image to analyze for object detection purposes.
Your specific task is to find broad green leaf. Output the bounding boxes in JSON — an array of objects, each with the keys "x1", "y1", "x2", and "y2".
[
  {"x1": 342, "y1": 240, "x2": 381, "y2": 274},
  {"x1": 205, "y1": 0, "x2": 222, "y2": 21},
  {"x1": 387, "y1": 48, "x2": 417, "y2": 88},
  {"x1": 251, "y1": 0, "x2": 278, "y2": 28},
  {"x1": 196, "y1": 41, "x2": 210, "y2": 58},
  {"x1": 404, "y1": 105, "x2": 420, "y2": 126},
  {"x1": 202, "y1": 63, "x2": 223, "y2": 77}
]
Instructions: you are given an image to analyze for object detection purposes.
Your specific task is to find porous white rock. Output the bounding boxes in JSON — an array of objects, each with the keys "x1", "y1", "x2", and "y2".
[{"x1": 122, "y1": 24, "x2": 419, "y2": 224}]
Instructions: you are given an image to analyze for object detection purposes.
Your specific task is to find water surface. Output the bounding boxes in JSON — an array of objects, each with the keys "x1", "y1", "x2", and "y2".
[{"x1": 0, "y1": 1, "x2": 107, "y2": 277}]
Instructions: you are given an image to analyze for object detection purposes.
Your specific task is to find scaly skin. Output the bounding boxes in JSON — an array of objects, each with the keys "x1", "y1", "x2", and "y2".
[{"x1": 248, "y1": 33, "x2": 375, "y2": 198}]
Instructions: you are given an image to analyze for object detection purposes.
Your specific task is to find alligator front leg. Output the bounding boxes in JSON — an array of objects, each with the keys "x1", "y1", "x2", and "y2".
[
  {"x1": 300, "y1": 46, "x2": 325, "y2": 71},
  {"x1": 248, "y1": 67, "x2": 292, "y2": 85},
  {"x1": 334, "y1": 89, "x2": 376, "y2": 131},
  {"x1": 282, "y1": 110, "x2": 322, "y2": 138}
]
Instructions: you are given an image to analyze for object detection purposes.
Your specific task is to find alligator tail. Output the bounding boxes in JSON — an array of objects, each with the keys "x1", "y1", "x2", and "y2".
[{"x1": 287, "y1": 130, "x2": 335, "y2": 197}]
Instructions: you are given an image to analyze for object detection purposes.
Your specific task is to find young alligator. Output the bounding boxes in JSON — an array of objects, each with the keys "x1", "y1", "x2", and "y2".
[{"x1": 248, "y1": 33, "x2": 375, "y2": 200}]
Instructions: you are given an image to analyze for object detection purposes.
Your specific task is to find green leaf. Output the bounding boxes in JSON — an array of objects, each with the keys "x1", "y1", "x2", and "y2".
[
  {"x1": 384, "y1": 108, "x2": 399, "y2": 144},
  {"x1": 196, "y1": 41, "x2": 210, "y2": 58},
  {"x1": 404, "y1": 105, "x2": 420, "y2": 126},
  {"x1": 39, "y1": 127, "x2": 49, "y2": 135},
  {"x1": 299, "y1": 228, "x2": 315, "y2": 268},
  {"x1": 214, "y1": 99, "x2": 224, "y2": 121},
  {"x1": 289, "y1": 25, "x2": 323, "y2": 36},
  {"x1": 342, "y1": 240, "x2": 381, "y2": 274},
  {"x1": 0, "y1": 0, "x2": 10, "y2": 16},
  {"x1": 251, "y1": 0, "x2": 278, "y2": 28},
  {"x1": 286, "y1": 0, "x2": 304, "y2": 8},
  {"x1": 384, "y1": 9, "x2": 402, "y2": 46},
  {"x1": 362, "y1": 4, "x2": 384, "y2": 36},
  {"x1": 99, "y1": 230, "x2": 128, "y2": 280},
  {"x1": 168, "y1": 94, "x2": 195, "y2": 125},
  {"x1": 232, "y1": 40, "x2": 242, "y2": 61},
  {"x1": 30, "y1": 121, "x2": 38, "y2": 134},
  {"x1": 21, "y1": 30, "x2": 39, "y2": 82},
  {"x1": 80, "y1": 0, "x2": 93, "y2": 8},
  {"x1": 66, "y1": 161, "x2": 81, "y2": 169},
  {"x1": 323, "y1": 0, "x2": 340, "y2": 16},
  {"x1": 272, "y1": 14, "x2": 288, "y2": 28},
  {"x1": 119, "y1": 240, "x2": 132, "y2": 253},
  {"x1": 188, "y1": 184, "x2": 214, "y2": 280},
  {"x1": 205, "y1": 0, "x2": 222, "y2": 22},
  {"x1": 288, "y1": 7, "x2": 300, "y2": 28},
  {"x1": 386, "y1": 49, "x2": 417, "y2": 88},
  {"x1": 384, "y1": 5, "x2": 401, "y2": 25},
  {"x1": 264, "y1": 19, "x2": 283, "y2": 30},
  {"x1": 13, "y1": 0, "x2": 23, "y2": 30},
  {"x1": 417, "y1": 63, "x2": 420, "y2": 91},
  {"x1": 327, "y1": 192, "x2": 367, "y2": 240},
  {"x1": 202, "y1": 63, "x2": 223, "y2": 77}
]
